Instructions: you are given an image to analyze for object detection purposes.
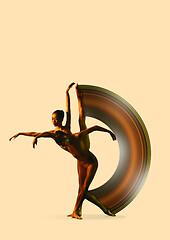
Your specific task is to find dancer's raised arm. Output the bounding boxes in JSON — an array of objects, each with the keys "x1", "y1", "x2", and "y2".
[
  {"x1": 77, "y1": 125, "x2": 116, "y2": 141},
  {"x1": 9, "y1": 132, "x2": 41, "y2": 141},
  {"x1": 65, "y1": 82, "x2": 75, "y2": 130}
]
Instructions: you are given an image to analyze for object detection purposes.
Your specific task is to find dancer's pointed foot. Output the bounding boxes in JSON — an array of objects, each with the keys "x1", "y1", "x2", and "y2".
[
  {"x1": 103, "y1": 208, "x2": 116, "y2": 216},
  {"x1": 67, "y1": 212, "x2": 83, "y2": 220}
]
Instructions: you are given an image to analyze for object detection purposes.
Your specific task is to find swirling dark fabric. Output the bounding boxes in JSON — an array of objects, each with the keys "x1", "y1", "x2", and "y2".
[{"x1": 79, "y1": 85, "x2": 151, "y2": 214}]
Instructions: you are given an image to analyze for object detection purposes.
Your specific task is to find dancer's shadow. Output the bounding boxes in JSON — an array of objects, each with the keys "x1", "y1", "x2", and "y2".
[
  {"x1": 43, "y1": 213, "x2": 126, "y2": 221},
  {"x1": 83, "y1": 214, "x2": 126, "y2": 220}
]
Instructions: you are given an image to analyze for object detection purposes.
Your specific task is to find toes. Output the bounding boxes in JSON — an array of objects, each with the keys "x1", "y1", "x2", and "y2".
[
  {"x1": 67, "y1": 213, "x2": 83, "y2": 219},
  {"x1": 76, "y1": 215, "x2": 82, "y2": 220},
  {"x1": 107, "y1": 210, "x2": 116, "y2": 216}
]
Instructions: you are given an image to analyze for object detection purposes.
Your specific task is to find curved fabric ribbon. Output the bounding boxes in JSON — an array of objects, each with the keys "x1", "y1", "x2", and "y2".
[{"x1": 79, "y1": 85, "x2": 151, "y2": 214}]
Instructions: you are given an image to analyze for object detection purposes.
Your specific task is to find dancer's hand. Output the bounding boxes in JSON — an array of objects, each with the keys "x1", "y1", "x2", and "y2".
[
  {"x1": 110, "y1": 132, "x2": 116, "y2": 141},
  {"x1": 66, "y1": 82, "x2": 75, "y2": 92},
  {"x1": 9, "y1": 133, "x2": 20, "y2": 141},
  {"x1": 33, "y1": 137, "x2": 38, "y2": 148}
]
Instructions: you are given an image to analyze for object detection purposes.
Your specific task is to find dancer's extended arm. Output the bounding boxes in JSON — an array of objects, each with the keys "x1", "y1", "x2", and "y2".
[
  {"x1": 32, "y1": 131, "x2": 55, "y2": 148},
  {"x1": 77, "y1": 125, "x2": 116, "y2": 141},
  {"x1": 65, "y1": 82, "x2": 75, "y2": 131},
  {"x1": 9, "y1": 132, "x2": 41, "y2": 141}
]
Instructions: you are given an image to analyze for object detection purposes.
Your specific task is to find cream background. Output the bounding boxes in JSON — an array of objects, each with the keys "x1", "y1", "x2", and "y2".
[{"x1": 0, "y1": 1, "x2": 170, "y2": 239}]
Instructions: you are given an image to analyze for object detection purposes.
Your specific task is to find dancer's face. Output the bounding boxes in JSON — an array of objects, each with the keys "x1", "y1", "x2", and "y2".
[{"x1": 52, "y1": 113, "x2": 60, "y2": 126}]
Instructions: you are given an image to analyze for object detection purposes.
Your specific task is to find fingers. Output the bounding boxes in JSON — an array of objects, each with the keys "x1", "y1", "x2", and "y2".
[
  {"x1": 9, "y1": 136, "x2": 15, "y2": 141},
  {"x1": 9, "y1": 133, "x2": 20, "y2": 141},
  {"x1": 69, "y1": 82, "x2": 75, "y2": 88},
  {"x1": 110, "y1": 132, "x2": 116, "y2": 141},
  {"x1": 112, "y1": 135, "x2": 116, "y2": 141},
  {"x1": 67, "y1": 82, "x2": 75, "y2": 91},
  {"x1": 112, "y1": 134, "x2": 116, "y2": 140},
  {"x1": 33, "y1": 138, "x2": 37, "y2": 148}
]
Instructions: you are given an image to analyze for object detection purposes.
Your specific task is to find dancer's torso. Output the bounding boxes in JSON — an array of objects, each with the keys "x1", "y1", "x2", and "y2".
[{"x1": 53, "y1": 127, "x2": 94, "y2": 164}]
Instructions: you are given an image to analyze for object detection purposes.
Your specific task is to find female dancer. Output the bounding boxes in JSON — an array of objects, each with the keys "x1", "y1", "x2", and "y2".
[{"x1": 9, "y1": 83, "x2": 116, "y2": 219}]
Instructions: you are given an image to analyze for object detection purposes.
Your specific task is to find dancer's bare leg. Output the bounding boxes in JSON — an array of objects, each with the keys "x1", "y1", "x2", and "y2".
[
  {"x1": 85, "y1": 192, "x2": 116, "y2": 216},
  {"x1": 75, "y1": 83, "x2": 90, "y2": 149},
  {"x1": 75, "y1": 83, "x2": 89, "y2": 217},
  {"x1": 76, "y1": 163, "x2": 84, "y2": 217},
  {"x1": 74, "y1": 84, "x2": 116, "y2": 218},
  {"x1": 75, "y1": 163, "x2": 115, "y2": 217},
  {"x1": 75, "y1": 162, "x2": 86, "y2": 218},
  {"x1": 68, "y1": 158, "x2": 98, "y2": 219}
]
